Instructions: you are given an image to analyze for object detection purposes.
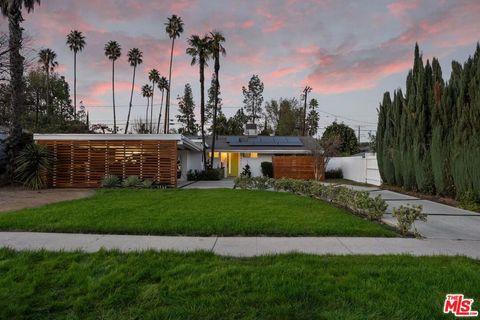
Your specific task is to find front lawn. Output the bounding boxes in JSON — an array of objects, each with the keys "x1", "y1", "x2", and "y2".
[
  {"x1": 0, "y1": 249, "x2": 478, "y2": 319},
  {"x1": 0, "y1": 189, "x2": 395, "y2": 237}
]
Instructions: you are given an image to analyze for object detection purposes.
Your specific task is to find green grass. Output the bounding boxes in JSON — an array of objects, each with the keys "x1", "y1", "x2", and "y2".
[
  {"x1": 0, "y1": 249, "x2": 478, "y2": 319},
  {"x1": 0, "y1": 189, "x2": 395, "y2": 237}
]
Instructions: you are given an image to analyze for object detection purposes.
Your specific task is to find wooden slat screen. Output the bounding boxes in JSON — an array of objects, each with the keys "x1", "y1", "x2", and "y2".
[
  {"x1": 272, "y1": 155, "x2": 324, "y2": 180},
  {"x1": 37, "y1": 140, "x2": 177, "y2": 188}
]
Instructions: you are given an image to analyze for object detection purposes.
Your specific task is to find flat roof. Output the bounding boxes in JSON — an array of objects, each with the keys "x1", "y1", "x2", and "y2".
[{"x1": 33, "y1": 134, "x2": 203, "y2": 151}]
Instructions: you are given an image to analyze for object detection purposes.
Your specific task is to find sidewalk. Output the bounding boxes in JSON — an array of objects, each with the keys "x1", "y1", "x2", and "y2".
[{"x1": 1, "y1": 232, "x2": 479, "y2": 258}]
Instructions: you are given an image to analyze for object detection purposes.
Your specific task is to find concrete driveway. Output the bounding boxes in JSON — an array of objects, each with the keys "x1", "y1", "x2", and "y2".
[{"x1": 341, "y1": 185, "x2": 480, "y2": 240}]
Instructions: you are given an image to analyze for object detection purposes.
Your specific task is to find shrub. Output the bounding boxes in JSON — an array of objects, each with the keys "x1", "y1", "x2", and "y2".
[
  {"x1": 325, "y1": 168, "x2": 343, "y2": 179},
  {"x1": 392, "y1": 205, "x2": 426, "y2": 236},
  {"x1": 14, "y1": 143, "x2": 52, "y2": 190},
  {"x1": 187, "y1": 168, "x2": 224, "y2": 181},
  {"x1": 240, "y1": 177, "x2": 389, "y2": 223},
  {"x1": 101, "y1": 175, "x2": 120, "y2": 188},
  {"x1": 240, "y1": 164, "x2": 252, "y2": 177},
  {"x1": 458, "y1": 190, "x2": 480, "y2": 212},
  {"x1": 261, "y1": 162, "x2": 273, "y2": 178},
  {"x1": 142, "y1": 180, "x2": 153, "y2": 188},
  {"x1": 122, "y1": 175, "x2": 143, "y2": 188}
]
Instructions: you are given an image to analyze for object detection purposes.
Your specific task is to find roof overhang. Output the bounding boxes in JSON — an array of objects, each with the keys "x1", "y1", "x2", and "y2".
[
  {"x1": 213, "y1": 149, "x2": 312, "y2": 154},
  {"x1": 33, "y1": 133, "x2": 203, "y2": 152}
]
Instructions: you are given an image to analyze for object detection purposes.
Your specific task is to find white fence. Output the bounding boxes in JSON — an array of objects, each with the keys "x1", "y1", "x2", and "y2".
[{"x1": 326, "y1": 153, "x2": 382, "y2": 186}]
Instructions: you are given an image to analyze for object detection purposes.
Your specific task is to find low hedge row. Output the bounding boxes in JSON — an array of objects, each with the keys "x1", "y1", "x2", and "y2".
[{"x1": 234, "y1": 177, "x2": 387, "y2": 221}]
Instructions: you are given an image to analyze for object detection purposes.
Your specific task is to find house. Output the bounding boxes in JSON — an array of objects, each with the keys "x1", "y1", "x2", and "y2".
[
  {"x1": 34, "y1": 133, "x2": 202, "y2": 188},
  {"x1": 185, "y1": 135, "x2": 319, "y2": 178},
  {"x1": 34, "y1": 127, "x2": 322, "y2": 188}
]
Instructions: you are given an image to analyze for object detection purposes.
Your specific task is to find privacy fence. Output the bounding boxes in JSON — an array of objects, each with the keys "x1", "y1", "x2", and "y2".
[{"x1": 37, "y1": 139, "x2": 178, "y2": 188}]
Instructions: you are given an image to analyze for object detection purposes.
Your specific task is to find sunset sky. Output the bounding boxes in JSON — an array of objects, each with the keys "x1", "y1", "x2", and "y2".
[{"x1": 1, "y1": 0, "x2": 480, "y2": 139}]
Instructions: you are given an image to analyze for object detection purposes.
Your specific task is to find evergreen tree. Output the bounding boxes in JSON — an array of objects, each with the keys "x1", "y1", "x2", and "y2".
[
  {"x1": 242, "y1": 75, "x2": 264, "y2": 124},
  {"x1": 381, "y1": 92, "x2": 396, "y2": 185},
  {"x1": 176, "y1": 84, "x2": 198, "y2": 135},
  {"x1": 376, "y1": 43, "x2": 480, "y2": 202},
  {"x1": 206, "y1": 73, "x2": 222, "y2": 132},
  {"x1": 321, "y1": 122, "x2": 359, "y2": 155}
]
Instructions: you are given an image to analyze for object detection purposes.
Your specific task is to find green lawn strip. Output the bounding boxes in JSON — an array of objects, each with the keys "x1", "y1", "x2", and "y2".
[
  {"x1": 0, "y1": 189, "x2": 395, "y2": 237},
  {"x1": 0, "y1": 249, "x2": 478, "y2": 319}
]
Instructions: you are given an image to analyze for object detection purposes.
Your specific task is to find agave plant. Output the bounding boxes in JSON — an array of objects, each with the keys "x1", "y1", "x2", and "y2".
[{"x1": 15, "y1": 143, "x2": 52, "y2": 190}]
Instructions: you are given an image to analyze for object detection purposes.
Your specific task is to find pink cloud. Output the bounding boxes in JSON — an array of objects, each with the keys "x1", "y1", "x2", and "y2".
[
  {"x1": 306, "y1": 58, "x2": 411, "y2": 94},
  {"x1": 241, "y1": 20, "x2": 255, "y2": 29},
  {"x1": 268, "y1": 66, "x2": 298, "y2": 78},
  {"x1": 388, "y1": 0, "x2": 419, "y2": 17},
  {"x1": 256, "y1": 6, "x2": 286, "y2": 33},
  {"x1": 90, "y1": 81, "x2": 139, "y2": 97}
]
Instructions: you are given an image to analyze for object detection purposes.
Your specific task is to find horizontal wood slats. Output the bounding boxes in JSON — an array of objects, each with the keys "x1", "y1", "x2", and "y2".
[
  {"x1": 272, "y1": 155, "x2": 324, "y2": 180},
  {"x1": 37, "y1": 140, "x2": 177, "y2": 188}
]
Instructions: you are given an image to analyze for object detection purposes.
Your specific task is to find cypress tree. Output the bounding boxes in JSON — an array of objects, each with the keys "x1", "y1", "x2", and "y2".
[
  {"x1": 377, "y1": 43, "x2": 480, "y2": 201},
  {"x1": 381, "y1": 92, "x2": 396, "y2": 184},
  {"x1": 376, "y1": 98, "x2": 386, "y2": 182}
]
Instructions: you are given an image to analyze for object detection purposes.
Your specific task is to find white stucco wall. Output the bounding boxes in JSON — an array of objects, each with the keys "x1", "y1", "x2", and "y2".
[
  {"x1": 240, "y1": 154, "x2": 272, "y2": 177},
  {"x1": 181, "y1": 150, "x2": 203, "y2": 179},
  {"x1": 327, "y1": 153, "x2": 382, "y2": 186}
]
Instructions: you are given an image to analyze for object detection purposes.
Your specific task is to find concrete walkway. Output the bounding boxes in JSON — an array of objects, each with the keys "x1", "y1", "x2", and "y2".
[
  {"x1": 182, "y1": 179, "x2": 235, "y2": 189},
  {"x1": 0, "y1": 232, "x2": 479, "y2": 258}
]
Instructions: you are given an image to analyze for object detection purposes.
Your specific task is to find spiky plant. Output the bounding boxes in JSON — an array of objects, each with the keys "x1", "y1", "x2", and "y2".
[{"x1": 14, "y1": 143, "x2": 52, "y2": 190}]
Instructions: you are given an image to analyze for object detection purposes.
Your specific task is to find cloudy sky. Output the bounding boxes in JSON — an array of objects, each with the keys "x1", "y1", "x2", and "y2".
[{"x1": 2, "y1": 0, "x2": 480, "y2": 139}]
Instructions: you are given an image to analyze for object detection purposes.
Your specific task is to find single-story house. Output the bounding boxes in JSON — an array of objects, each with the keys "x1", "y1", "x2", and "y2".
[
  {"x1": 186, "y1": 135, "x2": 320, "y2": 178},
  {"x1": 34, "y1": 127, "x2": 322, "y2": 188}
]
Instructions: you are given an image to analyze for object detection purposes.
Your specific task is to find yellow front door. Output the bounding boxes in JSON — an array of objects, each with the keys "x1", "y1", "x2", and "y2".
[{"x1": 227, "y1": 153, "x2": 239, "y2": 177}]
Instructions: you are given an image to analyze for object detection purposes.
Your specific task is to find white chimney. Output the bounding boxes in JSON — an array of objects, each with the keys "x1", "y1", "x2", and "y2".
[{"x1": 244, "y1": 123, "x2": 258, "y2": 137}]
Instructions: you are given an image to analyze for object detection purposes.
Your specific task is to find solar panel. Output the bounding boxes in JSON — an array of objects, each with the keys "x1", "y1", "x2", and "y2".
[{"x1": 226, "y1": 136, "x2": 303, "y2": 147}]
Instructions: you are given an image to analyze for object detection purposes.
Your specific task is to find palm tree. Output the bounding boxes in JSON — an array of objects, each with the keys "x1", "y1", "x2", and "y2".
[
  {"x1": 38, "y1": 48, "x2": 58, "y2": 119},
  {"x1": 0, "y1": 0, "x2": 40, "y2": 175},
  {"x1": 156, "y1": 76, "x2": 168, "y2": 134},
  {"x1": 164, "y1": 14, "x2": 184, "y2": 133},
  {"x1": 148, "y1": 69, "x2": 160, "y2": 133},
  {"x1": 187, "y1": 34, "x2": 211, "y2": 170},
  {"x1": 104, "y1": 40, "x2": 121, "y2": 133},
  {"x1": 142, "y1": 84, "x2": 153, "y2": 131},
  {"x1": 66, "y1": 30, "x2": 86, "y2": 119},
  {"x1": 124, "y1": 48, "x2": 143, "y2": 134},
  {"x1": 208, "y1": 31, "x2": 226, "y2": 168}
]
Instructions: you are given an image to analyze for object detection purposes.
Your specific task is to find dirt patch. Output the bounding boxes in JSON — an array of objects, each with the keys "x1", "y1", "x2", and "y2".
[{"x1": 0, "y1": 187, "x2": 95, "y2": 213}]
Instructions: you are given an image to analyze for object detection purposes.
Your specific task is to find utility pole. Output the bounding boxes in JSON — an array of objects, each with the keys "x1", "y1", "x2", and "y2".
[
  {"x1": 358, "y1": 125, "x2": 361, "y2": 143},
  {"x1": 302, "y1": 86, "x2": 312, "y2": 136}
]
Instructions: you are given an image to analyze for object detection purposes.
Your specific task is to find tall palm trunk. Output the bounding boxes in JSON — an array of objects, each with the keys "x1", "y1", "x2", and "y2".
[
  {"x1": 165, "y1": 38, "x2": 175, "y2": 134},
  {"x1": 45, "y1": 68, "x2": 50, "y2": 120},
  {"x1": 145, "y1": 96, "x2": 150, "y2": 130},
  {"x1": 210, "y1": 54, "x2": 220, "y2": 168},
  {"x1": 200, "y1": 62, "x2": 207, "y2": 170},
  {"x1": 125, "y1": 64, "x2": 137, "y2": 134},
  {"x1": 112, "y1": 60, "x2": 117, "y2": 133},
  {"x1": 157, "y1": 89, "x2": 164, "y2": 134},
  {"x1": 7, "y1": 8, "x2": 26, "y2": 180},
  {"x1": 35, "y1": 90, "x2": 39, "y2": 128},
  {"x1": 73, "y1": 51, "x2": 77, "y2": 119},
  {"x1": 150, "y1": 83, "x2": 155, "y2": 133}
]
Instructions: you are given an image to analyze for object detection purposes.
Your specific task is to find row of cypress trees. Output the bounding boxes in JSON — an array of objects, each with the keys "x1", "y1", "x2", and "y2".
[{"x1": 377, "y1": 43, "x2": 480, "y2": 200}]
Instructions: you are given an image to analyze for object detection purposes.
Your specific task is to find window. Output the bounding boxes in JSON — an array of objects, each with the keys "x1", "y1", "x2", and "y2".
[
  {"x1": 242, "y1": 152, "x2": 258, "y2": 158},
  {"x1": 208, "y1": 152, "x2": 220, "y2": 158}
]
